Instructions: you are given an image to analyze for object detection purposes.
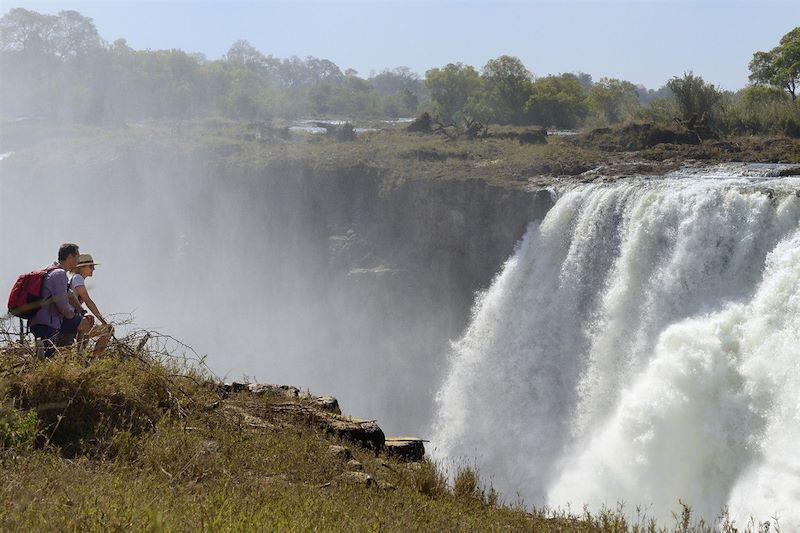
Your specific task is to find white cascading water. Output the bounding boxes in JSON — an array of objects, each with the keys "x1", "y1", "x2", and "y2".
[{"x1": 433, "y1": 167, "x2": 800, "y2": 527}]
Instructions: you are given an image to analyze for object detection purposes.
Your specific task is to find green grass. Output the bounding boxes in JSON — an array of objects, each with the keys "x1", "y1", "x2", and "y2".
[{"x1": 0, "y1": 328, "x2": 782, "y2": 532}]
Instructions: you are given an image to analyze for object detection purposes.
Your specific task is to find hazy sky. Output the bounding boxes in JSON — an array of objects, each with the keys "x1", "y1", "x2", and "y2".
[{"x1": 2, "y1": 0, "x2": 798, "y2": 90}]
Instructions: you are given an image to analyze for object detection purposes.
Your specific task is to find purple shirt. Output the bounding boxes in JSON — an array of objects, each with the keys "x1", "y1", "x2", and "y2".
[{"x1": 27, "y1": 262, "x2": 76, "y2": 329}]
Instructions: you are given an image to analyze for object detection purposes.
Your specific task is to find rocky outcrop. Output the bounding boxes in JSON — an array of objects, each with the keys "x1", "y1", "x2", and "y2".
[
  {"x1": 219, "y1": 381, "x2": 425, "y2": 459},
  {"x1": 384, "y1": 437, "x2": 426, "y2": 462}
]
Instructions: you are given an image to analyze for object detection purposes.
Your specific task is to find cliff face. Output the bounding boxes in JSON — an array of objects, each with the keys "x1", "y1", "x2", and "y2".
[
  {"x1": 1, "y1": 145, "x2": 552, "y2": 435},
  {"x1": 272, "y1": 163, "x2": 552, "y2": 319},
  {"x1": 235, "y1": 163, "x2": 553, "y2": 434}
]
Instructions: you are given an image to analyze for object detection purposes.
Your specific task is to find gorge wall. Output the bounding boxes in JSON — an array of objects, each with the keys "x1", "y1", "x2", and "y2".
[{"x1": 0, "y1": 141, "x2": 551, "y2": 435}]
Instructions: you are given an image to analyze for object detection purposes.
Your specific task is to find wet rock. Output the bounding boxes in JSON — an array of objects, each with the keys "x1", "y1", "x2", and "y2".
[
  {"x1": 777, "y1": 165, "x2": 800, "y2": 177},
  {"x1": 326, "y1": 445, "x2": 352, "y2": 462},
  {"x1": 384, "y1": 437, "x2": 426, "y2": 462},
  {"x1": 313, "y1": 396, "x2": 341, "y2": 414}
]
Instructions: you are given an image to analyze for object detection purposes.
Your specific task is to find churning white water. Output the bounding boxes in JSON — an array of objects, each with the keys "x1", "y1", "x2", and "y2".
[{"x1": 433, "y1": 170, "x2": 800, "y2": 526}]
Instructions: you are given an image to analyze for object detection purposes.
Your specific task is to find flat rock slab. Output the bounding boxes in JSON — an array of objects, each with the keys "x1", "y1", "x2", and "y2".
[
  {"x1": 327, "y1": 418, "x2": 385, "y2": 452},
  {"x1": 269, "y1": 404, "x2": 385, "y2": 452},
  {"x1": 384, "y1": 437, "x2": 426, "y2": 461}
]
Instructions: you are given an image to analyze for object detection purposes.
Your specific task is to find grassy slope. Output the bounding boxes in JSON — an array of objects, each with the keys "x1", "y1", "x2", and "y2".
[
  {"x1": 0, "y1": 333, "x2": 766, "y2": 533},
  {"x1": 0, "y1": 337, "x2": 561, "y2": 532}
]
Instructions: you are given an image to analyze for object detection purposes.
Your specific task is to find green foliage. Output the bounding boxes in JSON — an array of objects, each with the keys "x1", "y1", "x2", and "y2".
[
  {"x1": 425, "y1": 63, "x2": 483, "y2": 124},
  {"x1": 1, "y1": 355, "x2": 212, "y2": 457},
  {"x1": 637, "y1": 96, "x2": 680, "y2": 123},
  {"x1": 481, "y1": 55, "x2": 534, "y2": 125},
  {"x1": 588, "y1": 77, "x2": 641, "y2": 124},
  {"x1": 667, "y1": 72, "x2": 722, "y2": 121},
  {"x1": 716, "y1": 85, "x2": 800, "y2": 137},
  {"x1": 749, "y1": 27, "x2": 800, "y2": 101},
  {"x1": 525, "y1": 73, "x2": 588, "y2": 129},
  {"x1": 0, "y1": 404, "x2": 38, "y2": 450}
]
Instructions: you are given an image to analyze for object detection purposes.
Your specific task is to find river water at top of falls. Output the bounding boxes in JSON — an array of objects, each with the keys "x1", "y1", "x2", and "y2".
[{"x1": 432, "y1": 166, "x2": 800, "y2": 527}]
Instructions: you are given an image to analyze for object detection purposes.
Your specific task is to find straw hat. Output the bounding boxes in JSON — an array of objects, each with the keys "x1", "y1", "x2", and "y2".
[{"x1": 76, "y1": 253, "x2": 100, "y2": 267}]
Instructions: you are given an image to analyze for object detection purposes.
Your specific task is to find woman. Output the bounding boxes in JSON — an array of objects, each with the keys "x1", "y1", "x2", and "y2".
[{"x1": 70, "y1": 253, "x2": 113, "y2": 356}]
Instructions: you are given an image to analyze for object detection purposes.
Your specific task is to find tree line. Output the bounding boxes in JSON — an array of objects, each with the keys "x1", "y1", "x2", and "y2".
[{"x1": 1, "y1": 8, "x2": 798, "y2": 137}]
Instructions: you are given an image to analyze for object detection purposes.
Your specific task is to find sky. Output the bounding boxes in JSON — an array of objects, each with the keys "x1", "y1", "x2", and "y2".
[{"x1": 1, "y1": 0, "x2": 798, "y2": 90}]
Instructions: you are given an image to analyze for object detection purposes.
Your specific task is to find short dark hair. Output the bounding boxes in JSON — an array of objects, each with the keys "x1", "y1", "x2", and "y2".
[{"x1": 58, "y1": 243, "x2": 80, "y2": 261}]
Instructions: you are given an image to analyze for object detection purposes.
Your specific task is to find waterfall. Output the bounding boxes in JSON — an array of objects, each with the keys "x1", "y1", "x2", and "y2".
[{"x1": 432, "y1": 169, "x2": 800, "y2": 526}]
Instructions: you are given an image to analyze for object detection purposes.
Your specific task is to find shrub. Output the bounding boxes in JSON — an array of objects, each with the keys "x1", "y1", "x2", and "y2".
[
  {"x1": 412, "y1": 459, "x2": 449, "y2": 498},
  {"x1": 1, "y1": 356, "x2": 205, "y2": 456},
  {"x1": 453, "y1": 466, "x2": 481, "y2": 501},
  {"x1": 0, "y1": 404, "x2": 38, "y2": 450}
]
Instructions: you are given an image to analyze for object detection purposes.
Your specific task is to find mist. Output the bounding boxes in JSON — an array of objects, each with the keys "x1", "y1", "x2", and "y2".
[{"x1": 2, "y1": 140, "x2": 459, "y2": 441}]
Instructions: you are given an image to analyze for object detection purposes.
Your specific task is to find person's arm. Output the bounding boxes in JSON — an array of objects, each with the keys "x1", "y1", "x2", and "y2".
[
  {"x1": 50, "y1": 271, "x2": 75, "y2": 319},
  {"x1": 74, "y1": 285, "x2": 106, "y2": 324},
  {"x1": 68, "y1": 291, "x2": 82, "y2": 311}
]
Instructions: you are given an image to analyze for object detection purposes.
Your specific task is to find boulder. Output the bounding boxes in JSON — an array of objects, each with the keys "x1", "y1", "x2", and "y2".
[
  {"x1": 327, "y1": 419, "x2": 385, "y2": 452},
  {"x1": 313, "y1": 396, "x2": 341, "y2": 415},
  {"x1": 384, "y1": 437, "x2": 426, "y2": 462},
  {"x1": 326, "y1": 445, "x2": 352, "y2": 462}
]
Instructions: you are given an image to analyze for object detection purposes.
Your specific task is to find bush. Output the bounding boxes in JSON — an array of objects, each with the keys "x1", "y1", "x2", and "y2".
[
  {"x1": 412, "y1": 460, "x2": 449, "y2": 498},
  {"x1": 453, "y1": 466, "x2": 481, "y2": 500},
  {"x1": 1, "y1": 355, "x2": 210, "y2": 457},
  {"x1": 0, "y1": 404, "x2": 38, "y2": 450},
  {"x1": 717, "y1": 86, "x2": 800, "y2": 137}
]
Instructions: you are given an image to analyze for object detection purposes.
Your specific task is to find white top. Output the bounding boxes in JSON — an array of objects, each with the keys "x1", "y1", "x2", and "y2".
[{"x1": 69, "y1": 273, "x2": 85, "y2": 289}]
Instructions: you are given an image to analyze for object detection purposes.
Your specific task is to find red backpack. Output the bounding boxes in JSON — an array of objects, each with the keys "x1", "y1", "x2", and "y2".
[{"x1": 7, "y1": 265, "x2": 61, "y2": 320}]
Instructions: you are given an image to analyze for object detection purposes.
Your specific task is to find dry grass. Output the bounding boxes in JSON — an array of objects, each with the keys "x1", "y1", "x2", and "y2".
[{"x1": 0, "y1": 322, "x2": 782, "y2": 532}]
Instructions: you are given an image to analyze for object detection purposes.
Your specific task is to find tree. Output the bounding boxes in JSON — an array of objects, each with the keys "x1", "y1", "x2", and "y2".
[
  {"x1": 370, "y1": 67, "x2": 420, "y2": 96},
  {"x1": 425, "y1": 63, "x2": 482, "y2": 123},
  {"x1": 0, "y1": 8, "x2": 103, "y2": 60},
  {"x1": 587, "y1": 77, "x2": 640, "y2": 124},
  {"x1": 481, "y1": 55, "x2": 533, "y2": 125},
  {"x1": 0, "y1": 8, "x2": 57, "y2": 56},
  {"x1": 51, "y1": 10, "x2": 104, "y2": 59},
  {"x1": 226, "y1": 40, "x2": 265, "y2": 67},
  {"x1": 525, "y1": 73, "x2": 588, "y2": 128},
  {"x1": 749, "y1": 27, "x2": 800, "y2": 101},
  {"x1": 666, "y1": 72, "x2": 722, "y2": 120}
]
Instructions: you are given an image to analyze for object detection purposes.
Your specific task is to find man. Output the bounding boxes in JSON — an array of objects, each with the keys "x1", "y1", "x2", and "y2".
[{"x1": 28, "y1": 243, "x2": 93, "y2": 356}]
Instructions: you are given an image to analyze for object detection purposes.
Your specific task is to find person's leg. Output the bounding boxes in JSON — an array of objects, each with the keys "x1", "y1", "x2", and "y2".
[
  {"x1": 87, "y1": 323, "x2": 113, "y2": 356},
  {"x1": 30, "y1": 325, "x2": 58, "y2": 358},
  {"x1": 93, "y1": 332, "x2": 111, "y2": 356},
  {"x1": 56, "y1": 315, "x2": 85, "y2": 348}
]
